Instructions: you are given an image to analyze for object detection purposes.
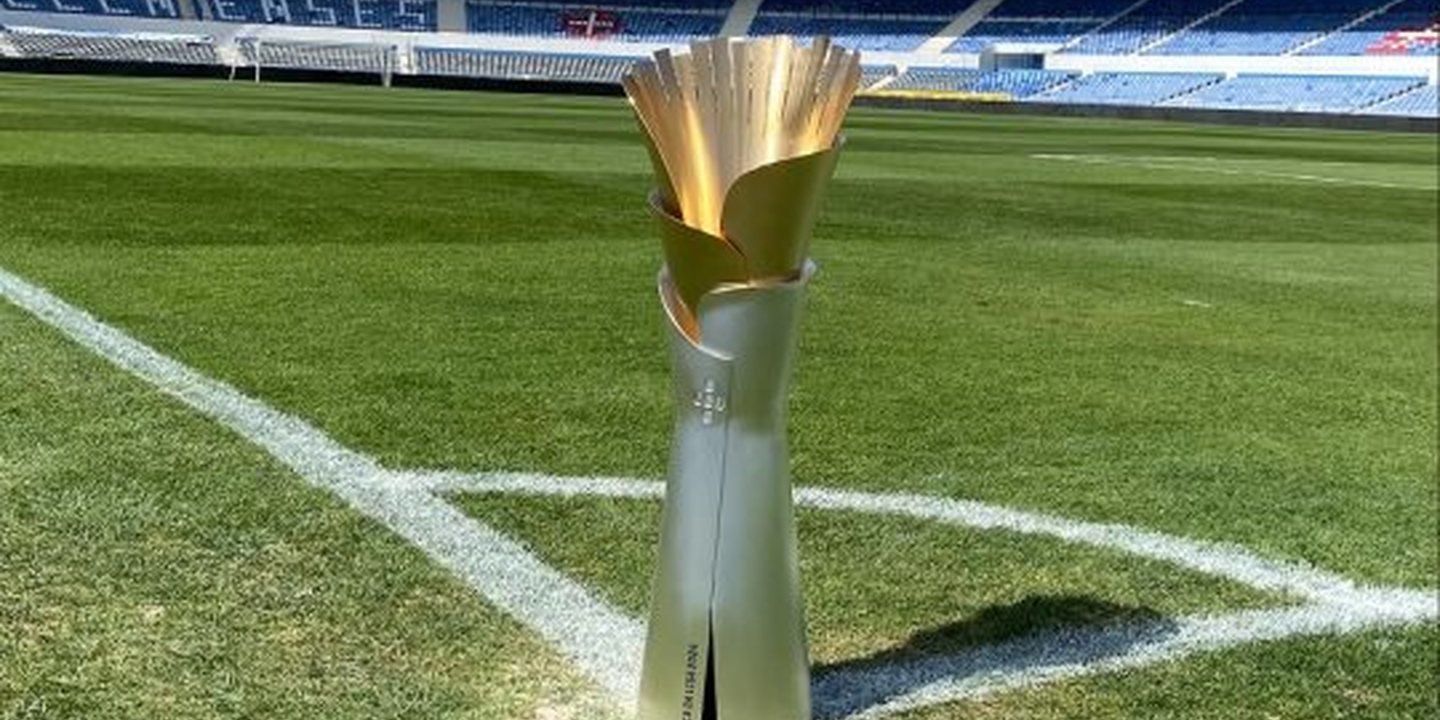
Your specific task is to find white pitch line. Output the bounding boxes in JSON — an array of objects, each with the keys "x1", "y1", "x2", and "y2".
[
  {"x1": 0, "y1": 265, "x2": 644, "y2": 704},
  {"x1": 1031, "y1": 153, "x2": 1433, "y2": 191},
  {"x1": 422, "y1": 470, "x2": 1435, "y2": 613},
  {"x1": 4, "y1": 264, "x2": 1436, "y2": 719},
  {"x1": 823, "y1": 603, "x2": 1421, "y2": 720},
  {"x1": 422, "y1": 469, "x2": 1437, "y2": 718}
]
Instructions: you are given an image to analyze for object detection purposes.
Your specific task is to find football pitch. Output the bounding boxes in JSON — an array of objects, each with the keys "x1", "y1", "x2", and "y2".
[{"x1": 0, "y1": 73, "x2": 1435, "y2": 719}]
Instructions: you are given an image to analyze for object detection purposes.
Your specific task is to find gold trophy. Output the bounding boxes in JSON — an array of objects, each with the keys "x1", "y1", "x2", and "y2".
[{"x1": 623, "y1": 36, "x2": 860, "y2": 720}]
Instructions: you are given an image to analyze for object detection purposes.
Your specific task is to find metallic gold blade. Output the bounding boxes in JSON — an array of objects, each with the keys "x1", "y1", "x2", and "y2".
[
  {"x1": 650, "y1": 190, "x2": 749, "y2": 323},
  {"x1": 722, "y1": 142, "x2": 842, "y2": 280},
  {"x1": 713, "y1": 38, "x2": 738, "y2": 198},
  {"x1": 625, "y1": 35, "x2": 862, "y2": 308}
]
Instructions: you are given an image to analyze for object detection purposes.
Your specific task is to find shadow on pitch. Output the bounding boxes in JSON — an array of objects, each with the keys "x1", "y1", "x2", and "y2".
[{"x1": 810, "y1": 594, "x2": 1178, "y2": 719}]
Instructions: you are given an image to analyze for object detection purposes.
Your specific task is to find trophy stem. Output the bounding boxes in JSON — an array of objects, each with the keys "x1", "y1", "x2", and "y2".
[{"x1": 638, "y1": 267, "x2": 815, "y2": 720}]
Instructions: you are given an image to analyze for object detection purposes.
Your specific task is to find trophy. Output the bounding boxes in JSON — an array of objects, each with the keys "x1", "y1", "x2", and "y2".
[{"x1": 623, "y1": 36, "x2": 860, "y2": 720}]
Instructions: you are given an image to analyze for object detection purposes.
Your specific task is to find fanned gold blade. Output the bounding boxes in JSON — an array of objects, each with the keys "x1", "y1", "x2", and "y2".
[
  {"x1": 621, "y1": 36, "x2": 862, "y2": 335},
  {"x1": 722, "y1": 142, "x2": 843, "y2": 281},
  {"x1": 649, "y1": 191, "x2": 749, "y2": 318}
]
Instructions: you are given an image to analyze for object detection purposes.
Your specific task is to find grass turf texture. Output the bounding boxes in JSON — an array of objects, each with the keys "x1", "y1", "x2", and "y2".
[{"x1": 0, "y1": 73, "x2": 1435, "y2": 718}]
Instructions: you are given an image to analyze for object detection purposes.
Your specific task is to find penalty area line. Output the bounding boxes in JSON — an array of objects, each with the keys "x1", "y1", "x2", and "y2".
[
  {"x1": 420, "y1": 470, "x2": 1436, "y2": 615},
  {"x1": 1031, "y1": 153, "x2": 1433, "y2": 191},
  {"x1": 419, "y1": 469, "x2": 1438, "y2": 719}
]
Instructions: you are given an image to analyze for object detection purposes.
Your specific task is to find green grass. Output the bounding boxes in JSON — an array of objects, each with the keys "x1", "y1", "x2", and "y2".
[
  {"x1": 0, "y1": 299, "x2": 605, "y2": 719},
  {"x1": 0, "y1": 73, "x2": 1435, "y2": 719}
]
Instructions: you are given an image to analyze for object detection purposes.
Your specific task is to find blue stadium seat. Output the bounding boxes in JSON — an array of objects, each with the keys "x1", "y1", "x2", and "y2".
[
  {"x1": 1361, "y1": 83, "x2": 1439, "y2": 116},
  {"x1": 0, "y1": 0, "x2": 179, "y2": 18},
  {"x1": 1300, "y1": 0, "x2": 1438, "y2": 56},
  {"x1": 758, "y1": 1, "x2": 972, "y2": 13},
  {"x1": 946, "y1": 0, "x2": 1136, "y2": 53},
  {"x1": 202, "y1": 0, "x2": 437, "y2": 31},
  {"x1": 1034, "y1": 72, "x2": 1223, "y2": 105},
  {"x1": 860, "y1": 64, "x2": 898, "y2": 88},
  {"x1": 1164, "y1": 73, "x2": 1427, "y2": 112},
  {"x1": 1147, "y1": 0, "x2": 1380, "y2": 55},
  {"x1": 1065, "y1": 0, "x2": 1235, "y2": 55},
  {"x1": 748, "y1": 14, "x2": 945, "y2": 51},
  {"x1": 464, "y1": 2, "x2": 723, "y2": 42},
  {"x1": 890, "y1": 67, "x2": 1076, "y2": 97}
]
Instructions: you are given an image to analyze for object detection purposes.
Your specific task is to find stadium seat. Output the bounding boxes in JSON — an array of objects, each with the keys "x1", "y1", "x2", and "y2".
[
  {"x1": 1300, "y1": 0, "x2": 1439, "y2": 56},
  {"x1": 1064, "y1": 0, "x2": 1235, "y2": 55},
  {"x1": 1163, "y1": 73, "x2": 1427, "y2": 113},
  {"x1": 201, "y1": 0, "x2": 437, "y2": 31},
  {"x1": 1360, "y1": 83, "x2": 1440, "y2": 116},
  {"x1": 0, "y1": 0, "x2": 179, "y2": 19},
  {"x1": 1146, "y1": 0, "x2": 1381, "y2": 56},
  {"x1": 465, "y1": 1, "x2": 726, "y2": 42},
  {"x1": 946, "y1": 0, "x2": 1136, "y2": 53},
  {"x1": 889, "y1": 67, "x2": 1076, "y2": 98},
  {"x1": 1034, "y1": 72, "x2": 1224, "y2": 105},
  {"x1": 748, "y1": 15, "x2": 948, "y2": 52}
]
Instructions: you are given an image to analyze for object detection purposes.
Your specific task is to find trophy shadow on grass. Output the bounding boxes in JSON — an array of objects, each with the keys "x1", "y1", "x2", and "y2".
[{"x1": 809, "y1": 594, "x2": 1179, "y2": 719}]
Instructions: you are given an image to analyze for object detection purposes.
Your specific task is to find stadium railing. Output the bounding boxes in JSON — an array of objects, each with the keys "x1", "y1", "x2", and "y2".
[
  {"x1": 413, "y1": 46, "x2": 631, "y2": 83},
  {"x1": 0, "y1": 24, "x2": 216, "y2": 65}
]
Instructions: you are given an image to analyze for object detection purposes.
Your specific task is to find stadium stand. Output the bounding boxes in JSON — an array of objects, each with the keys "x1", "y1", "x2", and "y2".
[
  {"x1": 1, "y1": 0, "x2": 1436, "y2": 119},
  {"x1": 748, "y1": 15, "x2": 945, "y2": 52},
  {"x1": 0, "y1": 0, "x2": 179, "y2": 19},
  {"x1": 945, "y1": 0, "x2": 1139, "y2": 54},
  {"x1": 1163, "y1": 73, "x2": 1425, "y2": 112},
  {"x1": 1065, "y1": 0, "x2": 1236, "y2": 55},
  {"x1": 888, "y1": 66, "x2": 1076, "y2": 98},
  {"x1": 1300, "y1": 0, "x2": 1439, "y2": 55},
  {"x1": 1, "y1": 24, "x2": 215, "y2": 63},
  {"x1": 1147, "y1": 0, "x2": 1382, "y2": 55},
  {"x1": 464, "y1": 1, "x2": 726, "y2": 42},
  {"x1": 1033, "y1": 71, "x2": 1222, "y2": 105},
  {"x1": 755, "y1": 0, "x2": 971, "y2": 12},
  {"x1": 859, "y1": 63, "x2": 897, "y2": 89},
  {"x1": 1361, "y1": 82, "x2": 1439, "y2": 114},
  {"x1": 200, "y1": 0, "x2": 437, "y2": 31},
  {"x1": 414, "y1": 46, "x2": 631, "y2": 82},
  {"x1": 749, "y1": 0, "x2": 974, "y2": 51}
]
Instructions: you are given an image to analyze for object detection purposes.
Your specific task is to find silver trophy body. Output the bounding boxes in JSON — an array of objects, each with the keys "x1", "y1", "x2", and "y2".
[
  {"x1": 622, "y1": 35, "x2": 860, "y2": 720},
  {"x1": 639, "y1": 264, "x2": 815, "y2": 720}
]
